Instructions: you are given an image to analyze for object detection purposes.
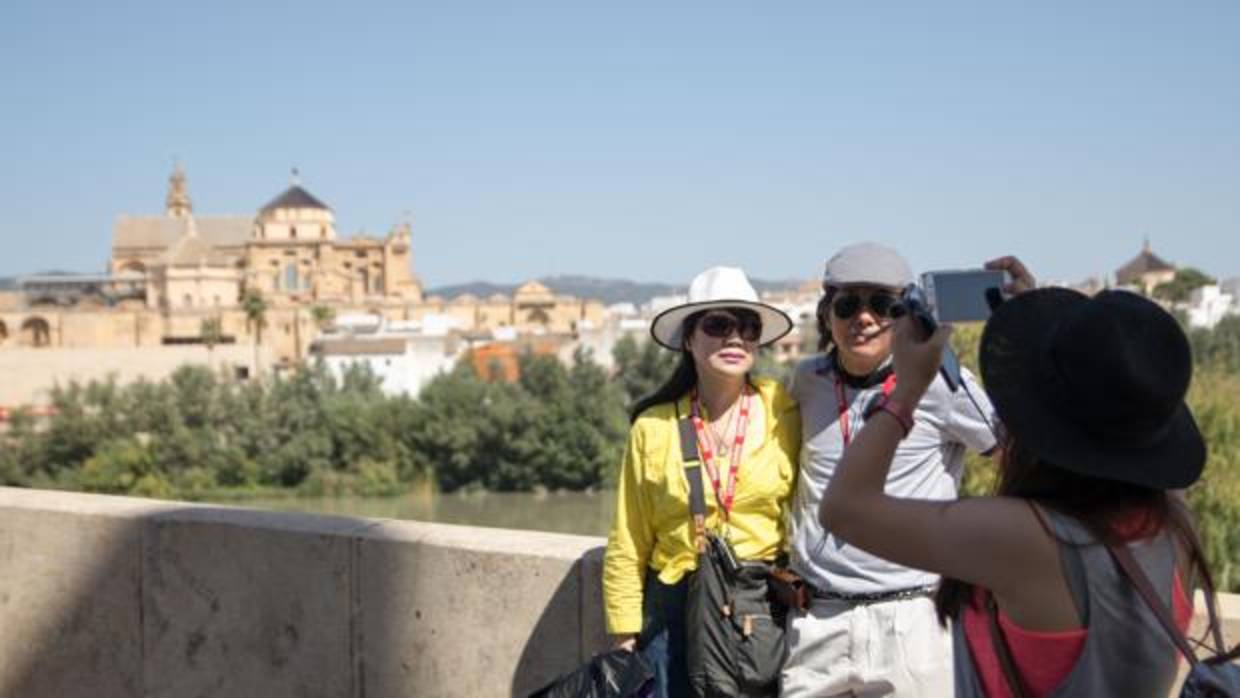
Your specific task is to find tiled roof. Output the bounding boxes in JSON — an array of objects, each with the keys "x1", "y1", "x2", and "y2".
[
  {"x1": 1116, "y1": 248, "x2": 1175, "y2": 285},
  {"x1": 312, "y1": 338, "x2": 407, "y2": 356},
  {"x1": 259, "y1": 185, "x2": 330, "y2": 213},
  {"x1": 113, "y1": 215, "x2": 251, "y2": 251},
  {"x1": 162, "y1": 233, "x2": 233, "y2": 268}
]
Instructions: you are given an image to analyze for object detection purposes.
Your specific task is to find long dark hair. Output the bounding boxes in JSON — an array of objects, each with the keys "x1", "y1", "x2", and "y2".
[
  {"x1": 629, "y1": 312, "x2": 704, "y2": 423},
  {"x1": 630, "y1": 352, "x2": 698, "y2": 423},
  {"x1": 816, "y1": 287, "x2": 837, "y2": 352},
  {"x1": 629, "y1": 309, "x2": 762, "y2": 422},
  {"x1": 933, "y1": 435, "x2": 1220, "y2": 633}
]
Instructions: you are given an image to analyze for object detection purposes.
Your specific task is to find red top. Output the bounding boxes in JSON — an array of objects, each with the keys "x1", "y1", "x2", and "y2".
[{"x1": 963, "y1": 516, "x2": 1193, "y2": 698}]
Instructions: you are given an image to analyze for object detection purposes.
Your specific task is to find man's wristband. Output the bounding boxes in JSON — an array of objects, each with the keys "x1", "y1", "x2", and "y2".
[{"x1": 865, "y1": 396, "x2": 914, "y2": 437}]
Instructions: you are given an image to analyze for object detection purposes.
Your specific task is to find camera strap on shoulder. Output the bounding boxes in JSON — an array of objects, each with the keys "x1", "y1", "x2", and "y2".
[{"x1": 676, "y1": 401, "x2": 708, "y2": 553}]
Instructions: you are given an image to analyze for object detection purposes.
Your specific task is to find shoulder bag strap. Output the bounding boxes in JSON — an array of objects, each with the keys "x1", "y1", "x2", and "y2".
[
  {"x1": 675, "y1": 402, "x2": 708, "y2": 552},
  {"x1": 985, "y1": 592, "x2": 1033, "y2": 698},
  {"x1": 1106, "y1": 542, "x2": 1202, "y2": 668}
]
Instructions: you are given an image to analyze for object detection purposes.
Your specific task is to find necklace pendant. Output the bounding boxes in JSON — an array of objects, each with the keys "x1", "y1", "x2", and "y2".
[{"x1": 717, "y1": 443, "x2": 729, "y2": 457}]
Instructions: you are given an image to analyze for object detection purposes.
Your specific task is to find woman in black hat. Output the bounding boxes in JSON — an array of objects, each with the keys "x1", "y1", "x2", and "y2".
[{"x1": 818, "y1": 257, "x2": 1227, "y2": 697}]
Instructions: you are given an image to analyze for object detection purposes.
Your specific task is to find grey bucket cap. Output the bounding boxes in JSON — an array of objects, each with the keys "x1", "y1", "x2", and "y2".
[{"x1": 822, "y1": 242, "x2": 914, "y2": 289}]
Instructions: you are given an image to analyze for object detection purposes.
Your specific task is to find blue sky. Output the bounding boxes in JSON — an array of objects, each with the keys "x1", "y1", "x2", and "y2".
[{"x1": 1, "y1": 1, "x2": 1237, "y2": 287}]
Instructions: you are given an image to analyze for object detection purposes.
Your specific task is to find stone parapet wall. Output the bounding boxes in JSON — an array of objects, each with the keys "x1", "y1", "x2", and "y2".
[
  {"x1": 0, "y1": 487, "x2": 605, "y2": 697},
  {"x1": 0, "y1": 487, "x2": 1236, "y2": 697}
]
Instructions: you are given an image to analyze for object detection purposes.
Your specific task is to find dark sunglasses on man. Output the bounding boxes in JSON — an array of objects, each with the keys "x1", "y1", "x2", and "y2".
[
  {"x1": 830, "y1": 290, "x2": 901, "y2": 320},
  {"x1": 697, "y1": 310, "x2": 763, "y2": 343}
]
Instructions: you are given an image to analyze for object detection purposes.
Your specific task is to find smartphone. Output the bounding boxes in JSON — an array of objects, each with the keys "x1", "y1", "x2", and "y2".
[{"x1": 921, "y1": 269, "x2": 1008, "y2": 323}]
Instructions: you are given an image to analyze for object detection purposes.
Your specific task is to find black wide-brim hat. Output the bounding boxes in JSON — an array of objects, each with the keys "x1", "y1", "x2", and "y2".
[{"x1": 979, "y1": 287, "x2": 1205, "y2": 490}]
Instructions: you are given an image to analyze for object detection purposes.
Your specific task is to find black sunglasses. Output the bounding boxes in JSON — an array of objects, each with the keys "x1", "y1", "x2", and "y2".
[
  {"x1": 697, "y1": 310, "x2": 763, "y2": 343},
  {"x1": 831, "y1": 291, "x2": 900, "y2": 320}
]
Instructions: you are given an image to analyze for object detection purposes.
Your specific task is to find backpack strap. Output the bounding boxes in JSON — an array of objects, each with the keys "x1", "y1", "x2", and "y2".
[
  {"x1": 1106, "y1": 542, "x2": 1201, "y2": 668},
  {"x1": 675, "y1": 401, "x2": 708, "y2": 553},
  {"x1": 985, "y1": 592, "x2": 1032, "y2": 698}
]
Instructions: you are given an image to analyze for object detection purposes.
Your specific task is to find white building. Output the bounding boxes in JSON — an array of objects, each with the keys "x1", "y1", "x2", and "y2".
[
  {"x1": 1183, "y1": 284, "x2": 1237, "y2": 329},
  {"x1": 645, "y1": 294, "x2": 688, "y2": 317},
  {"x1": 311, "y1": 315, "x2": 464, "y2": 395},
  {"x1": 568, "y1": 318, "x2": 651, "y2": 371}
]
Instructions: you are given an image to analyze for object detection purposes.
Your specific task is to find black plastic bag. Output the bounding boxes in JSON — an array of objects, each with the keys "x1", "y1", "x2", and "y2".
[{"x1": 530, "y1": 648, "x2": 655, "y2": 698}]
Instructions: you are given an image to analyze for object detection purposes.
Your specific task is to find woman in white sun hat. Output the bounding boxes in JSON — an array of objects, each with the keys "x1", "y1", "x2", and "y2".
[{"x1": 603, "y1": 266, "x2": 801, "y2": 698}]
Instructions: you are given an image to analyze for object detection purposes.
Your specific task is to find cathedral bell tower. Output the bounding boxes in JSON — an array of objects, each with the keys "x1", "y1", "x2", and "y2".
[{"x1": 165, "y1": 162, "x2": 193, "y2": 218}]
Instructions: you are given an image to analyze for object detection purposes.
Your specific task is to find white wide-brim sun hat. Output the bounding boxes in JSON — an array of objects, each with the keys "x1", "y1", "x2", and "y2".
[{"x1": 650, "y1": 266, "x2": 794, "y2": 350}]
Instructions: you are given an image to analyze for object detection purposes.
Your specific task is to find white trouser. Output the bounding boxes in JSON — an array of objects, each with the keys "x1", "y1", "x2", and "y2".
[{"x1": 780, "y1": 594, "x2": 954, "y2": 697}]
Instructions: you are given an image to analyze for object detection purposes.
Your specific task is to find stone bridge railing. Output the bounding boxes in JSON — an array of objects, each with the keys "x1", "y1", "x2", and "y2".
[
  {"x1": 1, "y1": 487, "x2": 1237, "y2": 697},
  {"x1": 0, "y1": 487, "x2": 606, "y2": 697}
]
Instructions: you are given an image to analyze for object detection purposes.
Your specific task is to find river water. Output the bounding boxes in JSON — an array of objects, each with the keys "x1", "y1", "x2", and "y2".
[{"x1": 237, "y1": 490, "x2": 617, "y2": 537}]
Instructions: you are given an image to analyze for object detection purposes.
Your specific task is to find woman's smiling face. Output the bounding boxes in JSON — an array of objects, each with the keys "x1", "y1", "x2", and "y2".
[{"x1": 686, "y1": 308, "x2": 761, "y2": 379}]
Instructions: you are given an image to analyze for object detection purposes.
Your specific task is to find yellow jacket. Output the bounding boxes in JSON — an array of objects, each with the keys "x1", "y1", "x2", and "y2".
[{"x1": 602, "y1": 377, "x2": 800, "y2": 634}]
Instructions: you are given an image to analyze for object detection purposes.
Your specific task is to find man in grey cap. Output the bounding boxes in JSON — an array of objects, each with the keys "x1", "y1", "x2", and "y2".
[{"x1": 781, "y1": 242, "x2": 997, "y2": 696}]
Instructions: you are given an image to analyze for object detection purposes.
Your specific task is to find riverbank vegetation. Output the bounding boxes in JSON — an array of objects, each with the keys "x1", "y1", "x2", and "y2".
[{"x1": 2, "y1": 321, "x2": 1238, "y2": 588}]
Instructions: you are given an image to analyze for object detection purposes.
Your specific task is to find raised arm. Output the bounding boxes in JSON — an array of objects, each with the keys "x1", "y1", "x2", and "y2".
[{"x1": 818, "y1": 315, "x2": 1056, "y2": 598}]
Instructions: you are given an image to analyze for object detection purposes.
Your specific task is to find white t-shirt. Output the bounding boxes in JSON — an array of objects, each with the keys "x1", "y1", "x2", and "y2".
[{"x1": 788, "y1": 353, "x2": 997, "y2": 594}]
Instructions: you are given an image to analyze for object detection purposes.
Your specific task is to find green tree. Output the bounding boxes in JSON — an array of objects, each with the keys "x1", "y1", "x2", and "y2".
[
  {"x1": 310, "y1": 304, "x2": 336, "y2": 332},
  {"x1": 200, "y1": 316, "x2": 224, "y2": 367},
  {"x1": 1185, "y1": 369, "x2": 1240, "y2": 591},
  {"x1": 1190, "y1": 315, "x2": 1240, "y2": 374},
  {"x1": 0, "y1": 408, "x2": 43, "y2": 485},
  {"x1": 612, "y1": 334, "x2": 678, "y2": 407},
  {"x1": 404, "y1": 362, "x2": 506, "y2": 491},
  {"x1": 561, "y1": 348, "x2": 628, "y2": 488},
  {"x1": 1153, "y1": 267, "x2": 1215, "y2": 303},
  {"x1": 241, "y1": 288, "x2": 268, "y2": 378},
  {"x1": 513, "y1": 350, "x2": 628, "y2": 490}
]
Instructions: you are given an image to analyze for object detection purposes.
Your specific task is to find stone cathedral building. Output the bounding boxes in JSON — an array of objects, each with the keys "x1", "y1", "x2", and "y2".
[
  {"x1": 0, "y1": 166, "x2": 604, "y2": 379},
  {"x1": 110, "y1": 166, "x2": 423, "y2": 314}
]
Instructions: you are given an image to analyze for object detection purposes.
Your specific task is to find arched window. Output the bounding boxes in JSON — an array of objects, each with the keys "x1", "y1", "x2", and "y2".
[
  {"x1": 284, "y1": 263, "x2": 300, "y2": 291},
  {"x1": 290, "y1": 226, "x2": 298, "y2": 239},
  {"x1": 120, "y1": 260, "x2": 146, "y2": 275},
  {"x1": 20, "y1": 317, "x2": 51, "y2": 348},
  {"x1": 359, "y1": 268, "x2": 370, "y2": 294},
  {"x1": 0, "y1": 320, "x2": 8, "y2": 345}
]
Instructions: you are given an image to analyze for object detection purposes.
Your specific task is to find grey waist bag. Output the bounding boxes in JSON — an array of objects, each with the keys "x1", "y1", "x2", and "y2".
[{"x1": 677, "y1": 413, "x2": 786, "y2": 698}]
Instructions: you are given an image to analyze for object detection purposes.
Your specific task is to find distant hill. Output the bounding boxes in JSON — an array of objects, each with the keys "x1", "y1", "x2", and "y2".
[
  {"x1": 426, "y1": 274, "x2": 808, "y2": 306},
  {"x1": 0, "y1": 277, "x2": 13, "y2": 290}
]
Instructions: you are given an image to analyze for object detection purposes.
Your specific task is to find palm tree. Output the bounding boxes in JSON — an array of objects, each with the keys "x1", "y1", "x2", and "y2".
[
  {"x1": 310, "y1": 304, "x2": 336, "y2": 333},
  {"x1": 199, "y1": 316, "x2": 223, "y2": 369},
  {"x1": 241, "y1": 289, "x2": 267, "y2": 379}
]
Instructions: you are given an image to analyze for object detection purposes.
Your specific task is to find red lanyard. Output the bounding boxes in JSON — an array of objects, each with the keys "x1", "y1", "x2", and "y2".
[
  {"x1": 834, "y1": 373, "x2": 897, "y2": 446},
  {"x1": 690, "y1": 386, "x2": 752, "y2": 518}
]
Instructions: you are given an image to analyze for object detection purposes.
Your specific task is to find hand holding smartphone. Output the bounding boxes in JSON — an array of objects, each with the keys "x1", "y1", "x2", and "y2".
[
  {"x1": 898, "y1": 285, "x2": 963, "y2": 392},
  {"x1": 920, "y1": 269, "x2": 1011, "y2": 323}
]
